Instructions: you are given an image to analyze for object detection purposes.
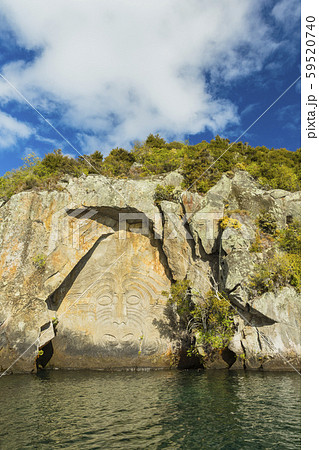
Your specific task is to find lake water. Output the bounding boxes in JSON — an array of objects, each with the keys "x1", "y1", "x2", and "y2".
[{"x1": 0, "y1": 370, "x2": 300, "y2": 449}]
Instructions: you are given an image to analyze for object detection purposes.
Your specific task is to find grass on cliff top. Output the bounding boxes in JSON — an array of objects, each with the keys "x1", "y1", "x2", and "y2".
[{"x1": 0, "y1": 134, "x2": 301, "y2": 201}]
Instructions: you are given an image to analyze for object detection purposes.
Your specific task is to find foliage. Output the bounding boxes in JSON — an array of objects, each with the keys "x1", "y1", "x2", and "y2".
[
  {"x1": 248, "y1": 218, "x2": 301, "y2": 296},
  {"x1": 250, "y1": 211, "x2": 278, "y2": 253},
  {"x1": 235, "y1": 162, "x2": 246, "y2": 171},
  {"x1": 0, "y1": 150, "x2": 84, "y2": 200},
  {"x1": 39, "y1": 149, "x2": 82, "y2": 176},
  {"x1": 0, "y1": 134, "x2": 301, "y2": 200},
  {"x1": 52, "y1": 317, "x2": 59, "y2": 327},
  {"x1": 166, "y1": 280, "x2": 193, "y2": 330},
  {"x1": 286, "y1": 253, "x2": 301, "y2": 291},
  {"x1": 132, "y1": 140, "x2": 184, "y2": 175},
  {"x1": 257, "y1": 211, "x2": 277, "y2": 235},
  {"x1": 166, "y1": 281, "x2": 234, "y2": 354},
  {"x1": 249, "y1": 230, "x2": 263, "y2": 253},
  {"x1": 191, "y1": 291, "x2": 234, "y2": 351},
  {"x1": 103, "y1": 148, "x2": 135, "y2": 176},
  {"x1": 154, "y1": 184, "x2": 176, "y2": 204},
  {"x1": 278, "y1": 220, "x2": 301, "y2": 291},
  {"x1": 288, "y1": 253, "x2": 301, "y2": 292},
  {"x1": 181, "y1": 145, "x2": 219, "y2": 193},
  {"x1": 245, "y1": 150, "x2": 300, "y2": 191},
  {"x1": 145, "y1": 133, "x2": 166, "y2": 148},
  {"x1": 278, "y1": 220, "x2": 301, "y2": 253},
  {"x1": 219, "y1": 216, "x2": 242, "y2": 230},
  {"x1": 226, "y1": 209, "x2": 249, "y2": 217},
  {"x1": 33, "y1": 254, "x2": 46, "y2": 270},
  {"x1": 0, "y1": 153, "x2": 42, "y2": 200},
  {"x1": 248, "y1": 253, "x2": 300, "y2": 296}
]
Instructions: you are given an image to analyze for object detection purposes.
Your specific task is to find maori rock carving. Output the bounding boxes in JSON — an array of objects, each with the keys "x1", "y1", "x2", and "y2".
[{"x1": 56, "y1": 232, "x2": 171, "y2": 356}]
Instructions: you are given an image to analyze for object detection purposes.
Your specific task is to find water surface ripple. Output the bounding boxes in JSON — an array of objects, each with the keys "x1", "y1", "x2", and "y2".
[{"x1": 0, "y1": 370, "x2": 300, "y2": 449}]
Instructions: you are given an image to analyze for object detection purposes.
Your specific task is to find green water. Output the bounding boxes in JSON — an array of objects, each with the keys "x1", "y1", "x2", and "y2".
[{"x1": 0, "y1": 370, "x2": 300, "y2": 449}]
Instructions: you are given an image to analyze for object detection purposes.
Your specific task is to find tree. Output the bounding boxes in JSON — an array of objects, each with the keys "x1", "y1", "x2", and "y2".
[{"x1": 145, "y1": 133, "x2": 166, "y2": 148}]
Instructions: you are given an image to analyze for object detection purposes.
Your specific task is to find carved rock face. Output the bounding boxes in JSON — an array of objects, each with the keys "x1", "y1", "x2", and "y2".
[
  {"x1": 51, "y1": 232, "x2": 172, "y2": 367},
  {"x1": 0, "y1": 173, "x2": 301, "y2": 372}
]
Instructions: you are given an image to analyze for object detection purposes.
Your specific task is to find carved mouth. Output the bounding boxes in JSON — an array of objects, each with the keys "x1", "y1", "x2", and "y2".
[{"x1": 101, "y1": 331, "x2": 140, "y2": 346}]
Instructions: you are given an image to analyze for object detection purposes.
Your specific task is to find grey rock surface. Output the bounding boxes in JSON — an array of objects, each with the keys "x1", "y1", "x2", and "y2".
[{"x1": 0, "y1": 171, "x2": 301, "y2": 372}]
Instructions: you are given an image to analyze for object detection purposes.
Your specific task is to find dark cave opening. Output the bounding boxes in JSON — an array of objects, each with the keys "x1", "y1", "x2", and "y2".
[{"x1": 36, "y1": 340, "x2": 54, "y2": 370}]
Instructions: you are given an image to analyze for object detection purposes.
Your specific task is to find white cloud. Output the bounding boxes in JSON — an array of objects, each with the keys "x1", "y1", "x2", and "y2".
[
  {"x1": 0, "y1": 0, "x2": 292, "y2": 152},
  {"x1": 240, "y1": 103, "x2": 259, "y2": 117},
  {"x1": 34, "y1": 135, "x2": 59, "y2": 146},
  {"x1": 0, "y1": 110, "x2": 33, "y2": 149},
  {"x1": 272, "y1": 0, "x2": 300, "y2": 25}
]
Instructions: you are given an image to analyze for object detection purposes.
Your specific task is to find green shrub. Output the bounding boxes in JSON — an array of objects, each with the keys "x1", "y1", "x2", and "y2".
[
  {"x1": 245, "y1": 148, "x2": 300, "y2": 191},
  {"x1": 39, "y1": 149, "x2": 81, "y2": 175},
  {"x1": 257, "y1": 211, "x2": 277, "y2": 235},
  {"x1": 52, "y1": 317, "x2": 59, "y2": 327},
  {"x1": 249, "y1": 230, "x2": 263, "y2": 253},
  {"x1": 181, "y1": 146, "x2": 220, "y2": 193},
  {"x1": 191, "y1": 291, "x2": 234, "y2": 351},
  {"x1": 154, "y1": 184, "x2": 176, "y2": 204},
  {"x1": 145, "y1": 133, "x2": 166, "y2": 148},
  {"x1": 248, "y1": 252, "x2": 300, "y2": 296},
  {"x1": 277, "y1": 220, "x2": 301, "y2": 291},
  {"x1": 219, "y1": 216, "x2": 241, "y2": 230},
  {"x1": 0, "y1": 153, "x2": 42, "y2": 200},
  {"x1": 103, "y1": 148, "x2": 135, "y2": 177},
  {"x1": 166, "y1": 281, "x2": 234, "y2": 354},
  {"x1": 166, "y1": 280, "x2": 193, "y2": 329},
  {"x1": 249, "y1": 219, "x2": 301, "y2": 296},
  {"x1": 133, "y1": 143, "x2": 184, "y2": 175},
  {"x1": 0, "y1": 135, "x2": 301, "y2": 199},
  {"x1": 278, "y1": 220, "x2": 301, "y2": 254}
]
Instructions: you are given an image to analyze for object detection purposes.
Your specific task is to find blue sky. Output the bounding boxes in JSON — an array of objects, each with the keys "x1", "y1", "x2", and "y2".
[{"x1": 0, "y1": 0, "x2": 300, "y2": 175}]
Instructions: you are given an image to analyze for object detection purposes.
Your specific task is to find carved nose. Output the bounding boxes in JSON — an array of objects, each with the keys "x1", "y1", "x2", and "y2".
[{"x1": 113, "y1": 293, "x2": 126, "y2": 324}]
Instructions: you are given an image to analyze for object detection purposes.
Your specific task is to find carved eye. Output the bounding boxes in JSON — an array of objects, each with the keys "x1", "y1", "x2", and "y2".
[
  {"x1": 126, "y1": 295, "x2": 140, "y2": 305},
  {"x1": 103, "y1": 334, "x2": 117, "y2": 345},
  {"x1": 122, "y1": 333, "x2": 134, "y2": 342},
  {"x1": 97, "y1": 295, "x2": 113, "y2": 306}
]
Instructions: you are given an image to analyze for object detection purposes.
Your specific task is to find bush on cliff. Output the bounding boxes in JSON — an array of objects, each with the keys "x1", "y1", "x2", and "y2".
[
  {"x1": 154, "y1": 184, "x2": 176, "y2": 204},
  {"x1": 248, "y1": 253, "x2": 299, "y2": 296},
  {"x1": 0, "y1": 134, "x2": 300, "y2": 200},
  {"x1": 102, "y1": 148, "x2": 135, "y2": 177},
  {"x1": 248, "y1": 220, "x2": 301, "y2": 295},
  {"x1": 278, "y1": 219, "x2": 301, "y2": 254},
  {"x1": 190, "y1": 290, "x2": 234, "y2": 353},
  {"x1": 0, "y1": 153, "x2": 42, "y2": 200},
  {"x1": 165, "y1": 281, "x2": 234, "y2": 356},
  {"x1": 257, "y1": 211, "x2": 278, "y2": 236}
]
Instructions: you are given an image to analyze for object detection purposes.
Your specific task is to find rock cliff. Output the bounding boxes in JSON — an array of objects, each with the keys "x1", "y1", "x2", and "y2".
[{"x1": 0, "y1": 170, "x2": 300, "y2": 373}]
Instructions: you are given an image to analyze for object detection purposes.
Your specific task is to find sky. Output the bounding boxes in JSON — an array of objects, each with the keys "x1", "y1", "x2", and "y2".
[{"x1": 0, "y1": 0, "x2": 301, "y2": 175}]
